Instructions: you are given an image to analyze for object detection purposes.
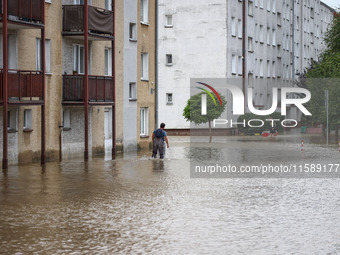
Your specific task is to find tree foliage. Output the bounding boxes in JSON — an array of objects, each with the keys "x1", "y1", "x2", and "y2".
[
  {"x1": 299, "y1": 9, "x2": 340, "y2": 130},
  {"x1": 183, "y1": 92, "x2": 226, "y2": 124}
]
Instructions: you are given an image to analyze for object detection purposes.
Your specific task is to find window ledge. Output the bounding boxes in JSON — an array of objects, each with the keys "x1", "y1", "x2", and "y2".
[
  {"x1": 23, "y1": 128, "x2": 33, "y2": 133},
  {"x1": 166, "y1": 63, "x2": 173, "y2": 66},
  {"x1": 45, "y1": 72, "x2": 53, "y2": 76},
  {"x1": 63, "y1": 127, "x2": 71, "y2": 131},
  {"x1": 165, "y1": 25, "x2": 173, "y2": 28},
  {"x1": 7, "y1": 129, "x2": 17, "y2": 133},
  {"x1": 140, "y1": 135, "x2": 150, "y2": 139},
  {"x1": 129, "y1": 39, "x2": 137, "y2": 42},
  {"x1": 166, "y1": 102, "x2": 173, "y2": 105},
  {"x1": 141, "y1": 79, "x2": 149, "y2": 82},
  {"x1": 141, "y1": 22, "x2": 150, "y2": 26},
  {"x1": 129, "y1": 98, "x2": 137, "y2": 102}
]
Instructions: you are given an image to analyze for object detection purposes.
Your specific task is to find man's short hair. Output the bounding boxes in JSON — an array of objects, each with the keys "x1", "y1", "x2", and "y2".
[{"x1": 160, "y1": 123, "x2": 166, "y2": 128}]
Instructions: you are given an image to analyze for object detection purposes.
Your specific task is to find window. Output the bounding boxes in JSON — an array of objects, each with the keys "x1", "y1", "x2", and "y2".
[
  {"x1": 129, "y1": 23, "x2": 137, "y2": 41},
  {"x1": 45, "y1": 0, "x2": 52, "y2": 3},
  {"x1": 277, "y1": 12, "x2": 282, "y2": 26},
  {"x1": 310, "y1": 32, "x2": 314, "y2": 44},
  {"x1": 238, "y1": 19, "x2": 242, "y2": 38},
  {"x1": 231, "y1": 54, "x2": 236, "y2": 74},
  {"x1": 267, "y1": 60, "x2": 270, "y2": 78},
  {"x1": 311, "y1": 7, "x2": 314, "y2": 19},
  {"x1": 238, "y1": 56, "x2": 243, "y2": 75},
  {"x1": 73, "y1": 44, "x2": 85, "y2": 74},
  {"x1": 141, "y1": 53, "x2": 149, "y2": 80},
  {"x1": 248, "y1": 1, "x2": 253, "y2": 16},
  {"x1": 248, "y1": 37, "x2": 253, "y2": 52},
  {"x1": 231, "y1": 17, "x2": 236, "y2": 36},
  {"x1": 7, "y1": 110, "x2": 17, "y2": 132},
  {"x1": 286, "y1": 4, "x2": 289, "y2": 20},
  {"x1": 36, "y1": 38, "x2": 51, "y2": 73},
  {"x1": 296, "y1": 43, "x2": 299, "y2": 57},
  {"x1": 105, "y1": 0, "x2": 112, "y2": 10},
  {"x1": 165, "y1": 15, "x2": 173, "y2": 27},
  {"x1": 166, "y1": 93, "x2": 173, "y2": 104},
  {"x1": 166, "y1": 54, "x2": 173, "y2": 65},
  {"x1": 267, "y1": 0, "x2": 270, "y2": 11},
  {"x1": 63, "y1": 109, "x2": 71, "y2": 130},
  {"x1": 286, "y1": 34, "x2": 289, "y2": 51},
  {"x1": 129, "y1": 83, "x2": 137, "y2": 100},
  {"x1": 104, "y1": 48, "x2": 112, "y2": 76},
  {"x1": 259, "y1": 25, "x2": 264, "y2": 43},
  {"x1": 266, "y1": 27, "x2": 270, "y2": 45},
  {"x1": 255, "y1": 0, "x2": 258, "y2": 7},
  {"x1": 272, "y1": 29, "x2": 276, "y2": 46},
  {"x1": 272, "y1": 0, "x2": 276, "y2": 13},
  {"x1": 255, "y1": 24, "x2": 258, "y2": 42},
  {"x1": 140, "y1": 107, "x2": 149, "y2": 136},
  {"x1": 260, "y1": 59, "x2": 264, "y2": 77},
  {"x1": 296, "y1": 16, "x2": 300, "y2": 30},
  {"x1": 74, "y1": 0, "x2": 92, "y2": 4},
  {"x1": 141, "y1": 0, "x2": 149, "y2": 24},
  {"x1": 272, "y1": 61, "x2": 276, "y2": 78},
  {"x1": 23, "y1": 109, "x2": 32, "y2": 131},
  {"x1": 259, "y1": 0, "x2": 263, "y2": 8}
]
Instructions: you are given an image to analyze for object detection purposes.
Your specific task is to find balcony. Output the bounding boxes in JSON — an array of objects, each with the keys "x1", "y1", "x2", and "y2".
[
  {"x1": 62, "y1": 5, "x2": 114, "y2": 40},
  {"x1": 0, "y1": 0, "x2": 44, "y2": 27},
  {"x1": 0, "y1": 69, "x2": 44, "y2": 104},
  {"x1": 62, "y1": 75, "x2": 114, "y2": 105}
]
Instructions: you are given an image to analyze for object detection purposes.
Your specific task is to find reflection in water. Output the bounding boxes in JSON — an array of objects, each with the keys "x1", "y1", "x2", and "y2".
[{"x1": 1, "y1": 137, "x2": 340, "y2": 254}]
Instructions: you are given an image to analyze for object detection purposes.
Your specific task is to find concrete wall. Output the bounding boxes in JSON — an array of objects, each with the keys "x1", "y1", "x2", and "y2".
[
  {"x1": 137, "y1": 0, "x2": 156, "y2": 149},
  {"x1": 123, "y1": 0, "x2": 138, "y2": 151},
  {"x1": 62, "y1": 106, "x2": 93, "y2": 159},
  {"x1": 157, "y1": 0, "x2": 228, "y2": 129}
]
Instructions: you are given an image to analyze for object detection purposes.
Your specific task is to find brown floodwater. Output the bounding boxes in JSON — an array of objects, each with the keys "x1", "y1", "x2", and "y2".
[{"x1": 1, "y1": 136, "x2": 340, "y2": 254}]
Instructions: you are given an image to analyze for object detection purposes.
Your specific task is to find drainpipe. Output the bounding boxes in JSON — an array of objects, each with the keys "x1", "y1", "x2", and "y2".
[
  {"x1": 2, "y1": 0, "x2": 8, "y2": 170},
  {"x1": 84, "y1": 0, "x2": 89, "y2": 160},
  {"x1": 242, "y1": 0, "x2": 246, "y2": 109},
  {"x1": 155, "y1": 0, "x2": 159, "y2": 129},
  {"x1": 41, "y1": 0, "x2": 46, "y2": 165},
  {"x1": 291, "y1": 0, "x2": 295, "y2": 85},
  {"x1": 112, "y1": 0, "x2": 116, "y2": 159}
]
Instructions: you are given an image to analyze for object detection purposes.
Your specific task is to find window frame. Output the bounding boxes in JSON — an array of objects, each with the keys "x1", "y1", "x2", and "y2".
[
  {"x1": 141, "y1": 52, "x2": 149, "y2": 80},
  {"x1": 140, "y1": 107, "x2": 149, "y2": 136}
]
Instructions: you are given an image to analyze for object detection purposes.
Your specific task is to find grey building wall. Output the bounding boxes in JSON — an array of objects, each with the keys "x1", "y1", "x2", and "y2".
[
  {"x1": 123, "y1": 0, "x2": 138, "y2": 151},
  {"x1": 62, "y1": 106, "x2": 93, "y2": 159},
  {"x1": 0, "y1": 108, "x2": 19, "y2": 163}
]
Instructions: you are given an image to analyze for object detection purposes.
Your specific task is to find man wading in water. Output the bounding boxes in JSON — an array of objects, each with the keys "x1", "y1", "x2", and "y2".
[{"x1": 152, "y1": 123, "x2": 169, "y2": 159}]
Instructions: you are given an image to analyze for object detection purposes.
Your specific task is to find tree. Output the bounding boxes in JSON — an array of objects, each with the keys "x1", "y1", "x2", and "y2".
[
  {"x1": 298, "y1": 9, "x2": 340, "y2": 138},
  {"x1": 183, "y1": 92, "x2": 226, "y2": 142}
]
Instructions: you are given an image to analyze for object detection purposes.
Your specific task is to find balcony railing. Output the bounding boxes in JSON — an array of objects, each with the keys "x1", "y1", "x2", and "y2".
[
  {"x1": 0, "y1": 0, "x2": 44, "y2": 24},
  {"x1": 0, "y1": 69, "x2": 44, "y2": 102},
  {"x1": 62, "y1": 5, "x2": 114, "y2": 36},
  {"x1": 63, "y1": 75, "x2": 114, "y2": 103}
]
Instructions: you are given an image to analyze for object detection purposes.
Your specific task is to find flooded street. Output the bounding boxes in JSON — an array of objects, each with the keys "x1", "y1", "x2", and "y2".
[{"x1": 1, "y1": 135, "x2": 340, "y2": 254}]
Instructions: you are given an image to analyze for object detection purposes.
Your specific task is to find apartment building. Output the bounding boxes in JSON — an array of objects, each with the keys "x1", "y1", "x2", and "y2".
[
  {"x1": 157, "y1": 0, "x2": 334, "y2": 131},
  {"x1": 1, "y1": 0, "x2": 157, "y2": 167},
  {"x1": 137, "y1": 0, "x2": 156, "y2": 150}
]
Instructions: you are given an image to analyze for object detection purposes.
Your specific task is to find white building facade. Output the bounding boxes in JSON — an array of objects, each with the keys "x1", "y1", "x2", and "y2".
[{"x1": 157, "y1": 0, "x2": 334, "y2": 130}]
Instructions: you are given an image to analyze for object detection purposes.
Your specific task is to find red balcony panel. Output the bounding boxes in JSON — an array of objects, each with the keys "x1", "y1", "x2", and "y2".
[
  {"x1": 0, "y1": 70, "x2": 44, "y2": 101},
  {"x1": 63, "y1": 75, "x2": 85, "y2": 101},
  {"x1": 2, "y1": 0, "x2": 44, "y2": 23},
  {"x1": 62, "y1": 5, "x2": 113, "y2": 36},
  {"x1": 63, "y1": 75, "x2": 113, "y2": 103}
]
